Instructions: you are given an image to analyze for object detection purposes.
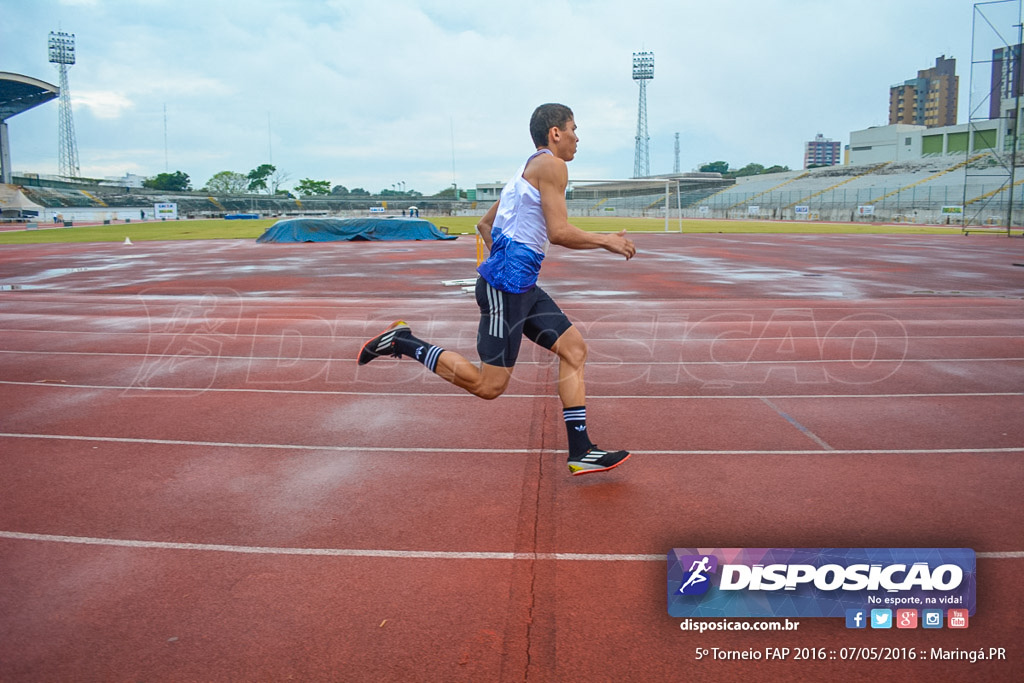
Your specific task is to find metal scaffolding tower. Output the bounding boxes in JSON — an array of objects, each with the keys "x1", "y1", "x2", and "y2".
[
  {"x1": 48, "y1": 30, "x2": 80, "y2": 178},
  {"x1": 632, "y1": 51, "x2": 654, "y2": 178},
  {"x1": 964, "y1": 0, "x2": 1023, "y2": 234}
]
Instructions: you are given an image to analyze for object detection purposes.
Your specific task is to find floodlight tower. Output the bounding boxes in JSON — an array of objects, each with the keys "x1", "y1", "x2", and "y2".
[
  {"x1": 48, "y1": 30, "x2": 80, "y2": 178},
  {"x1": 632, "y1": 50, "x2": 654, "y2": 178}
]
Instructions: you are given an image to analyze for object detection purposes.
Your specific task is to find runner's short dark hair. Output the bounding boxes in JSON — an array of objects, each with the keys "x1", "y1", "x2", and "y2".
[{"x1": 530, "y1": 103, "x2": 574, "y2": 148}]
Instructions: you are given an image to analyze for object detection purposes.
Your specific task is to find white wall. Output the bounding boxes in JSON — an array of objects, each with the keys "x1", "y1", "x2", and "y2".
[{"x1": 848, "y1": 124, "x2": 925, "y2": 165}]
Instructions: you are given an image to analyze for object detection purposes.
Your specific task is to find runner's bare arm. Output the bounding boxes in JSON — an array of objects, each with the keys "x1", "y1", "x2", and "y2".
[
  {"x1": 537, "y1": 157, "x2": 635, "y2": 260},
  {"x1": 476, "y1": 201, "x2": 500, "y2": 250}
]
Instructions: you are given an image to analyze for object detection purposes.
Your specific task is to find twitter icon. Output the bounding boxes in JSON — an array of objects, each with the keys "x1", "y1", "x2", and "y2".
[{"x1": 870, "y1": 609, "x2": 893, "y2": 629}]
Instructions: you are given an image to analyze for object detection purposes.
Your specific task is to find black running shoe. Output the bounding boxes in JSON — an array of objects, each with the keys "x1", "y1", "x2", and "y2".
[
  {"x1": 567, "y1": 446, "x2": 631, "y2": 476},
  {"x1": 358, "y1": 321, "x2": 411, "y2": 365}
]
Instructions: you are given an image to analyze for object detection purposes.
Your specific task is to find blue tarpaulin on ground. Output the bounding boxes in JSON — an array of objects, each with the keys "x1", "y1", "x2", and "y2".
[{"x1": 256, "y1": 217, "x2": 456, "y2": 243}]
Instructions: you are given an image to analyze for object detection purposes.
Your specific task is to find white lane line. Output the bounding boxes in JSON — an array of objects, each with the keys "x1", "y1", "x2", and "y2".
[
  {"x1": 2, "y1": 322, "x2": 1023, "y2": 337},
  {"x1": 0, "y1": 531, "x2": 1019, "y2": 561},
  {"x1": 0, "y1": 328, "x2": 1022, "y2": 344},
  {"x1": 0, "y1": 432, "x2": 535, "y2": 454},
  {"x1": 2, "y1": 349, "x2": 1023, "y2": 366},
  {"x1": 0, "y1": 432, "x2": 1020, "y2": 456},
  {"x1": 0, "y1": 381, "x2": 1022, "y2": 401},
  {"x1": 1, "y1": 297, "x2": 1021, "y2": 311},
  {"x1": 637, "y1": 448, "x2": 1024, "y2": 455}
]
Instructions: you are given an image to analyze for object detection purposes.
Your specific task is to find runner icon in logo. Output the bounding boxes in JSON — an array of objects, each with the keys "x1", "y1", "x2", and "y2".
[{"x1": 678, "y1": 555, "x2": 716, "y2": 595}]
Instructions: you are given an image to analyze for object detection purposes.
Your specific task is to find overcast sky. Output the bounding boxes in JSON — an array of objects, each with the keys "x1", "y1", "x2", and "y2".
[{"x1": 0, "y1": 0, "x2": 1002, "y2": 194}]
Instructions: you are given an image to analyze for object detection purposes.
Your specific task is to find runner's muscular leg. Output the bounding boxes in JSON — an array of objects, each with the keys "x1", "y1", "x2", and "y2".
[
  {"x1": 550, "y1": 326, "x2": 587, "y2": 408},
  {"x1": 433, "y1": 350, "x2": 513, "y2": 400}
]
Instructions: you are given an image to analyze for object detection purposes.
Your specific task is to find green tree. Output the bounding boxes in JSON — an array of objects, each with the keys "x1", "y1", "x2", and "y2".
[
  {"x1": 204, "y1": 171, "x2": 249, "y2": 194},
  {"x1": 348, "y1": 187, "x2": 370, "y2": 196},
  {"x1": 246, "y1": 164, "x2": 276, "y2": 193},
  {"x1": 142, "y1": 171, "x2": 192, "y2": 191},
  {"x1": 295, "y1": 178, "x2": 331, "y2": 196},
  {"x1": 732, "y1": 163, "x2": 765, "y2": 177},
  {"x1": 699, "y1": 161, "x2": 729, "y2": 174},
  {"x1": 724, "y1": 162, "x2": 790, "y2": 178},
  {"x1": 331, "y1": 185, "x2": 350, "y2": 195},
  {"x1": 380, "y1": 187, "x2": 424, "y2": 197},
  {"x1": 433, "y1": 187, "x2": 468, "y2": 199}
]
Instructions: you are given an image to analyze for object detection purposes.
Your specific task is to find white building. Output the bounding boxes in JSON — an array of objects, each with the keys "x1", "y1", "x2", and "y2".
[
  {"x1": 100, "y1": 173, "x2": 146, "y2": 188},
  {"x1": 474, "y1": 182, "x2": 504, "y2": 202},
  {"x1": 848, "y1": 124, "x2": 926, "y2": 164},
  {"x1": 848, "y1": 119, "x2": 1006, "y2": 165}
]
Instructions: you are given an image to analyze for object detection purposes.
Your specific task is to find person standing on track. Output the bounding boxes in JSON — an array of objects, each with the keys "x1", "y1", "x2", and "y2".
[{"x1": 358, "y1": 103, "x2": 636, "y2": 475}]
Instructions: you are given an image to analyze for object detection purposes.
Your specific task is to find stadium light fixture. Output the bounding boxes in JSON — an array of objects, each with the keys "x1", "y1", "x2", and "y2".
[
  {"x1": 632, "y1": 51, "x2": 654, "y2": 81},
  {"x1": 48, "y1": 31, "x2": 76, "y2": 65}
]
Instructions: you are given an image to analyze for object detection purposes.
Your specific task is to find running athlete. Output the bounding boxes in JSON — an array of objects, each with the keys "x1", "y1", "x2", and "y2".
[{"x1": 358, "y1": 103, "x2": 636, "y2": 475}]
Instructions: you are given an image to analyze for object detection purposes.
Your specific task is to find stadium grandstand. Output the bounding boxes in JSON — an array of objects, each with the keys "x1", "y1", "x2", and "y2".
[
  {"x1": 561, "y1": 152, "x2": 1024, "y2": 229},
  {"x1": 565, "y1": 172, "x2": 732, "y2": 217},
  {"x1": 3, "y1": 152, "x2": 1023, "y2": 230},
  {"x1": 559, "y1": 153, "x2": 1022, "y2": 229},
  {"x1": 1, "y1": 174, "x2": 469, "y2": 225},
  {"x1": 662, "y1": 152, "x2": 1023, "y2": 228}
]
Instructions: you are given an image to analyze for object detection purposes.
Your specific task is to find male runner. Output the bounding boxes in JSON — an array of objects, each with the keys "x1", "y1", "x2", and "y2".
[{"x1": 358, "y1": 103, "x2": 636, "y2": 475}]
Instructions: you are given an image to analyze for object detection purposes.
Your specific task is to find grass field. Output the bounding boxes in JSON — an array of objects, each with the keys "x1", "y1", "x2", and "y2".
[{"x1": 0, "y1": 215, "x2": 964, "y2": 245}]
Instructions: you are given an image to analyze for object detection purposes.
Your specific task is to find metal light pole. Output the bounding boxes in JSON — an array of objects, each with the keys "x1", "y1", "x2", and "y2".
[
  {"x1": 48, "y1": 30, "x2": 79, "y2": 178},
  {"x1": 632, "y1": 51, "x2": 654, "y2": 178}
]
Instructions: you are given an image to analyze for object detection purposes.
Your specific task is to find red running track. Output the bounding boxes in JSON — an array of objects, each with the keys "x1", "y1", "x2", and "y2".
[{"x1": 0, "y1": 234, "x2": 1022, "y2": 681}]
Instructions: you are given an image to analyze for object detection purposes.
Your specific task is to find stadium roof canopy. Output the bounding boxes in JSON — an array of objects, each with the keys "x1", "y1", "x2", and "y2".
[
  {"x1": 0, "y1": 72, "x2": 58, "y2": 121},
  {"x1": 1, "y1": 72, "x2": 59, "y2": 184}
]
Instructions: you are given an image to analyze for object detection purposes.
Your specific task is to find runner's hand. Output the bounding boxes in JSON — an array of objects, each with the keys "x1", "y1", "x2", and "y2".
[{"x1": 605, "y1": 230, "x2": 636, "y2": 260}]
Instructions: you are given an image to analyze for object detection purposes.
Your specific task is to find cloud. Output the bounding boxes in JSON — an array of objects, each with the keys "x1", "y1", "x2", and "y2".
[
  {"x1": 2, "y1": 0, "x2": 977, "y2": 190},
  {"x1": 72, "y1": 90, "x2": 134, "y2": 119}
]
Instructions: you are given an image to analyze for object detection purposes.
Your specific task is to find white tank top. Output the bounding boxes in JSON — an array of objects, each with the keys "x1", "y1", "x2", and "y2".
[{"x1": 491, "y1": 148, "x2": 552, "y2": 255}]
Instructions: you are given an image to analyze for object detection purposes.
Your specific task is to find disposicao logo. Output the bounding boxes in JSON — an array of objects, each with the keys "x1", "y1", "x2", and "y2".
[
  {"x1": 676, "y1": 555, "x2": 718, "y2": 595},
  {"x1": 667, "y1": 548, "x2": 975, "y2": 619}
]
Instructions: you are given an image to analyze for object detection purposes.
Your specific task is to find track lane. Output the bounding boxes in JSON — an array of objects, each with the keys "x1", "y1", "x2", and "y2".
[{"x1": 2, "y1": 235, "x2": 1022, "y2": 681}]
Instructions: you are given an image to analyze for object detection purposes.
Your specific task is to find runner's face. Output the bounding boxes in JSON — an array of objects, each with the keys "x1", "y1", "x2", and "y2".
[{"x1": 550, "y1": 119, "x2": 578, "y2": 161}]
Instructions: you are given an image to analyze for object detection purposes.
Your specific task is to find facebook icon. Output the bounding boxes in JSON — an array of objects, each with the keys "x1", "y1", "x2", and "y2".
[{"x1": 845, "y1": 609, "x2": 867, "y2": 629}]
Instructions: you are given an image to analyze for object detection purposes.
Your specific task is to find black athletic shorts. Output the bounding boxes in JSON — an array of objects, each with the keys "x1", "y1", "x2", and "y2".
[{"x1": 475, "y1": 277, "x2": 572, "y2": 368}]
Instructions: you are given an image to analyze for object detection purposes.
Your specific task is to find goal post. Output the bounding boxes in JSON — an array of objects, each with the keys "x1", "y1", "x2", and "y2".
[{"x1": 567, "y1": 178, "x2": 683, "y2": 232}]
